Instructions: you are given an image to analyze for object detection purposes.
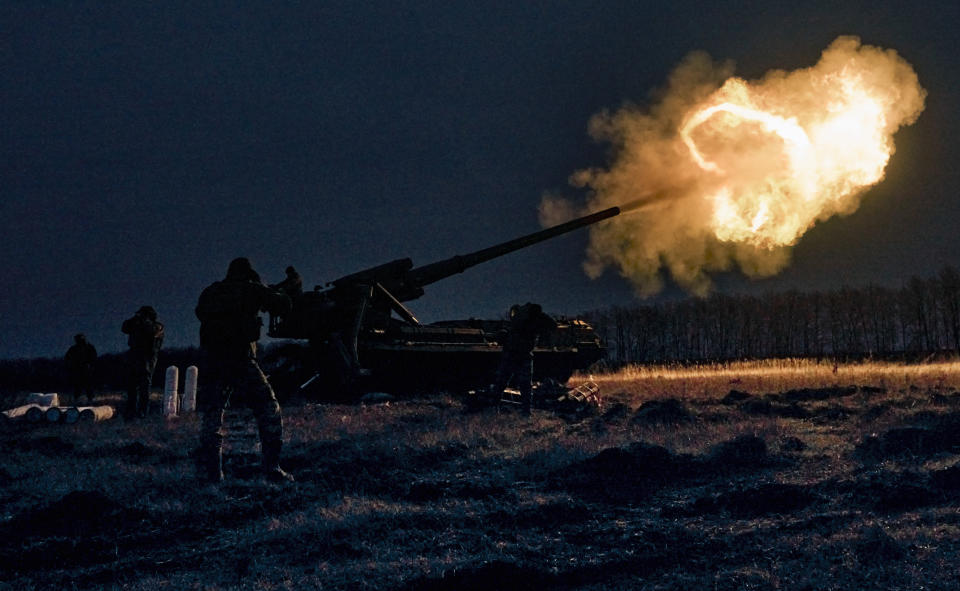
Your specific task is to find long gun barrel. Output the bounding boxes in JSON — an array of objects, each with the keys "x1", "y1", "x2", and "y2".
[
  {"x1": 269, "y1": 204, "x2": 622, "y2": 341},
  {"x1": 393, "y1": 205, "x2": 621, "y2": 301}
]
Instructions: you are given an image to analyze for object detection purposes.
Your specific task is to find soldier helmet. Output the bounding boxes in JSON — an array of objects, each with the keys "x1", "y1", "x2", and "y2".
[
  {"x1": 226, "y1": 257, "x2": 259, "y2": 281},
  {"x1": 137, "y1": 306, "x2": 157, "y2": 320}
]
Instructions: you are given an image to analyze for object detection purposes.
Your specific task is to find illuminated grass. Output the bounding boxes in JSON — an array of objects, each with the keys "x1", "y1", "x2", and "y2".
[
  {"x1": 579, "y1": 358, "x2": 960, "y2": 401},
  {"x1": 3, "y1": 361, "x2": 960, "y2": 590}
]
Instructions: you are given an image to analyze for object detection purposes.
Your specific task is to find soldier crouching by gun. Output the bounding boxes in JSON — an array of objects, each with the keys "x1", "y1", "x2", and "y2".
[
  {"x1": 490, "y1": 302, "x2": 557, "y2": 416},
  {"x1": 270, "y1": 265, "x2": 303, "y2": 299},
  {"x1": 194, "y1": 257, "x2": 293, "y2": 484}
]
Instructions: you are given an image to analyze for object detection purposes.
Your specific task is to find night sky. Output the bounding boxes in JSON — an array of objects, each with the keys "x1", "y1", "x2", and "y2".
[{"x1": 3, "y1": 1, "x2": 958, "y2": 360}]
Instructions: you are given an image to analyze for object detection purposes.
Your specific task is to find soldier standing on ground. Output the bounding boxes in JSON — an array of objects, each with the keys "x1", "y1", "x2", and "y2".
[
  {"x1": 121, "y1": 306, "x2": 164, "y2": 418},
  {"x1": 195, "y1": 257, "x2": 293, "y2": 484},
  {"x1": 490, "y1": 302, "x2": 557, "y2": 416},
  {"x1": 65, "y1": 333, "x2": 97, "y2": 403}
]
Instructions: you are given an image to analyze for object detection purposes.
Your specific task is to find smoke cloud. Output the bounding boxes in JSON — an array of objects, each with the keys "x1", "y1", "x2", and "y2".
[{"x1": 542, "y1": 36, "x2": 926, "y2": 297}]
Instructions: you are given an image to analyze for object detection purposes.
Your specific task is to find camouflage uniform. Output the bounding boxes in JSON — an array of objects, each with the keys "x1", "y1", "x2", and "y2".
[
  {"x1": 491, "y1": 303, "x2": 557, "y2": 415},
  {"x1": 121, "y1": 307, "x2": 164, "y2": 418},
  {"x1": 65, "y1": 333, "x2": 97, "y2": 403},
  {"x1": 195, "y1": 257, "x2": 292, "y2": 483}
]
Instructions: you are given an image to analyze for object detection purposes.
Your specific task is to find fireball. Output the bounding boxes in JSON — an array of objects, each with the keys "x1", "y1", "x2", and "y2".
[
  {"x1": 555, "y1": 36, "x2": 927, "y2": 295},
  {"x1": 679, "y1": 47, "x2": 920, "y2": 249}
]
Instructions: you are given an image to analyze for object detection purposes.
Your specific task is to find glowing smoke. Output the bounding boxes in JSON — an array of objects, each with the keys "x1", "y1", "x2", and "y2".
[{"x1": 541, "y1": 36, "x2": 926, "y2": 296}]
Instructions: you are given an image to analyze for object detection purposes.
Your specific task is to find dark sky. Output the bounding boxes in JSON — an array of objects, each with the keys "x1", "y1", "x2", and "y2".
[{"x1": 2, "y1": 1, "x2": 958, "y2": 359}]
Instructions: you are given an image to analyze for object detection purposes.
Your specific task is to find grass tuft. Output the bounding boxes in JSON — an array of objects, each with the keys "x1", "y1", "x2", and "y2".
[{"x1": 2, "y1": 359, "x2": 960, "y2": 589}]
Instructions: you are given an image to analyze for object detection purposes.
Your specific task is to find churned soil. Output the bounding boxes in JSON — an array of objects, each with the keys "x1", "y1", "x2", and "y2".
[{"x1": 3, "y1": 377, "x2": 960, "y2": 590}]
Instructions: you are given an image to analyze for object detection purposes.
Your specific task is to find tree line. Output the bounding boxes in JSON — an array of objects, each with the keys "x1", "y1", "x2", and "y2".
[
  {"x1": 583, "y1": 266, "x2": 960, "y2": 366},
  {"x1": 0, "y1": 343, "x2": 302, "y2": 399},
  {"x1": 5, "y1": 267, "x2": 960, "y2": 396},
  {"x1": 0, "y1": 348, "x2": 204, "y2": 398}
]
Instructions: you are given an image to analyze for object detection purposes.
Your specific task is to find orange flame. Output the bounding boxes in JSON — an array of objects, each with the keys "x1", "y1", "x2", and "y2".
[
  {"x1": 680, "y1": 70, "x2": 896, "y2": 248},
  {"x1": 545, "y1": 36, "x2": 927, "y2": 296}
]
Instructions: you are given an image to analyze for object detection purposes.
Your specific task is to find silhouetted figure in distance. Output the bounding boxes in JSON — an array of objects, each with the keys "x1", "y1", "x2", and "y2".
[
  {"x1": 121, "y1": 306, "x2": 164, "y2": 418},
  {"x1": 65, "y1": 333, "x2": 97, "y2": 403}
]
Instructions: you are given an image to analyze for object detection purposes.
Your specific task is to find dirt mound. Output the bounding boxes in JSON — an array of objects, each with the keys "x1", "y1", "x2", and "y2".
[
  {"x1": 600, "y1": 401, "x2": 632, "y2": 422},
  {"x1": 811, "y1": 405, "x2": 853, "y2": 423},
  {"x1": 928, "y1": 410, "x2": 960, "y2": 429},
  {"x1": 630, "y1": 398, "x2": 693, "y2": 424},
  {"x1": 17, "y1": 435, "x2": 75, "y2": 455},
  {"x1": 862, "y1": 404, "x2": 891, "y2": 421},
  {"x1": 406, "y1": 560, "x2": 555, "y2": 591},
  {"x1": 775, "y1": 386, "x2": 858, "y2": 402},
  {"x1": 722, "y1": 389, "x2": 752, "y2": 405},
  {"x1": 616, "y1": 441, "x2": 680, "y2": 474},
  {"x1": 879, "y1": 413, "x2": 960, "y2": 460},
  {"x1": 871, "y1": 480, "x2": 938, "y2": 513},
  {"x1": 119, "y1": 441, "x2": 156, "y2": 456},
  {"x1": 855, "y1": 526, "x2": 904, "y2": 563},
  {"x1": 414, "y1": 440, "x2": 471, "y2": 465},
  {"x1": 738, "y1": 398, "x2": 811, "y2": 419},
  {"x1": 558, "y1": 434, "x2": 774, "y2": 503},
  {"x1": 931, "y1": 465, "x2": 960, "y2": 490},
  {"x1": 101, "y1": 441, "x2": 180, "y2": 462},
  {"x1": 686, "y1": 482, "x2": 817, "y2": 518},
  {"x1": 553, "y1": 442, "x2": 687, "y2": 502},
  {"x1": 705, "y1": 435, "x2": 768, "y2": 469},
  {"x1": 831, "y1": 469, "x2": 939, "y2": 513},
  {"x1": 555, "y1": 435, "x2": 773, "y2": 503},
  {"x1": 855, "y1": 425, "x2": 960, "y2": 461},
  {"x1": 779, "y1": 437, "x2": 807, "y2": 452},
  {"x1": 490, "y1": 498, "x2": 593, "y2": 529},
  {"x1": 907, "y1": 410, "x2": 943, "y2": 424},
  {"x1": 5, "y1": 490, "x2": 149, "y2": 539},
  {"x1": 405, "y1": 479, "x2": 505, "y2": 502}
]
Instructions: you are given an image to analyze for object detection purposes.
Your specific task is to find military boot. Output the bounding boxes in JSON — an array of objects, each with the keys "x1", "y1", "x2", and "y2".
[{"x1": 261, "y1": 441, "x2": 294, "y2": 483}]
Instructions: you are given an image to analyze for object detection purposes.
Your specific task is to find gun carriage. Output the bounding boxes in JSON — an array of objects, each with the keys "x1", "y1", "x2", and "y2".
[{"x1": 267, "y1": 207, "x2": 621, "y2": 398}]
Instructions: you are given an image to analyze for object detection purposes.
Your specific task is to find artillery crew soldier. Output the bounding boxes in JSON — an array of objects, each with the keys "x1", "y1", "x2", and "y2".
[
  {"x1": 270, "y1": 265, "x2": 303, "y2": 299},
  {"x1": 121, "y1": 306, "x2": 164, "y2": 418},
  {"x1": 195, "y1": 257, "x2": 293, "y2": 484},
  {"x1": 65, "y1": 333, "x2": 97, "y2": 403},
  {"x1": 490, "y1": 302, "x2": 557, "y2": 416}
]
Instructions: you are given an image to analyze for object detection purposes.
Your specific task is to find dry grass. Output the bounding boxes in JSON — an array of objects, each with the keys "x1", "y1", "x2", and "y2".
[
  {"x1": 583, "y1": 357, "x2": 960, "y2": 400},
  {"x1": 3, "y1": 360, "x2": 960, "y2": 589}
]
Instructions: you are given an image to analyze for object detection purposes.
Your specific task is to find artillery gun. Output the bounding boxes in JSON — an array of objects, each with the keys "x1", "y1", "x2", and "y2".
[{"x1": 267, "y1": 206, "x2": 621, "y2": 398}]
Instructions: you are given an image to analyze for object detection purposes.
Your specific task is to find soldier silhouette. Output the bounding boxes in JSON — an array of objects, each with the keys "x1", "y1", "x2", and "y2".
[
  {"x1": 490, "y1": 302, "x2": 557, "y2": 416},
  {"x1": 121, "y1": 306, "x2": 164, "y2": 418},
  {"x1": 195, "y1": 257, "x2": 293, "y2": 484},
  {"x1": 270, "y1": 265, "x2": 303, "y2": 299},
  {"x1": 65, "y1": 333, "x2": 97, "y2": 403}
]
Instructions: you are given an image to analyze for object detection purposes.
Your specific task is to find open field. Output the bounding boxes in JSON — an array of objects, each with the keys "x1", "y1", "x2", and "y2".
[{"x1": 3, "y1": 359, "x2": 960, "y2": 590}]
